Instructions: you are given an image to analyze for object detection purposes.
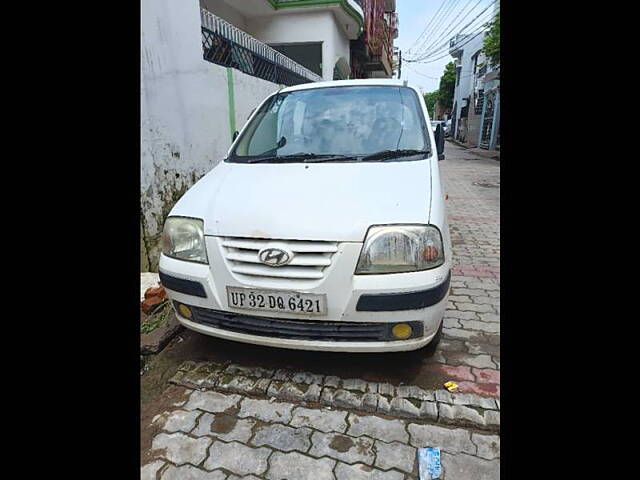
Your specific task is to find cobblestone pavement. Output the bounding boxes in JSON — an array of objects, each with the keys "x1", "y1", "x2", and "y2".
[
  {"x1": 143, "y1": 385, "x2": 499, "y2": 479},
  {"x1": 141, "y1": 142, "x2": 500, "y2": 478}
]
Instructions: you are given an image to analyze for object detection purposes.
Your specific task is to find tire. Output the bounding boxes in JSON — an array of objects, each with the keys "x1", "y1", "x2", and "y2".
[{"x1": 422, "y1": 318, "x2": 444, "y2": 358}]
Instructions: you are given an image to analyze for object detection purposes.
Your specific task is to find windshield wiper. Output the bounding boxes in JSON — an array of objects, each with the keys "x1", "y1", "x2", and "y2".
[
  {"x1": 360, "y1": 149, "x2": 430, "y2": 162},
  {"x1": 244, "y1": 153, "x2": 354, "y2": 164}
]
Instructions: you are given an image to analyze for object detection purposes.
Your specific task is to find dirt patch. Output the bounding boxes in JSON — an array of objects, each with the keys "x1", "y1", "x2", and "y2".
[
  {"x1": 211, "y1": 414, "x2": 237, "y2": 434},
  {"x1": 329, "y1": 434, "x2": 355, "y2": 453},
  {"x1": 140, "y1": 384, "x2": 190, "y2": 466}
]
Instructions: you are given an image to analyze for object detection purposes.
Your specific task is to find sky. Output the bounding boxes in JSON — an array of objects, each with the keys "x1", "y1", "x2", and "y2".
[{"x1": 395, "y1": 0, "x2": 496, "y2": 94}]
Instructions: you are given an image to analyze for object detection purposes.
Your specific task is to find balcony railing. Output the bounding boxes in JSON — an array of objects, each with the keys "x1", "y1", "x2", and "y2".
[{"x1": 200, "y1": 9, "x2": 321, "y2": 86}]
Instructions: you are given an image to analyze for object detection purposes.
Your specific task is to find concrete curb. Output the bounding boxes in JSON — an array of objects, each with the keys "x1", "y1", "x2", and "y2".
[{"x1": 169, "y1": 361, "x2": 500, "y2": 433}]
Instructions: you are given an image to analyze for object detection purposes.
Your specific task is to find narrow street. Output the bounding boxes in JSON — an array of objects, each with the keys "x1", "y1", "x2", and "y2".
[{"x1": 141, "y1": 141, "x2": 500, "y2": 479}]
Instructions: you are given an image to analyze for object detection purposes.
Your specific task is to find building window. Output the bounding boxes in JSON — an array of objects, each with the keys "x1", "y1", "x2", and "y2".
[
  {"x1": 270, "y1": 42, "x2": 323, "y2": 77},
  {"x1": 456, "y1": 67, "x2": 461, "y2": 86}
]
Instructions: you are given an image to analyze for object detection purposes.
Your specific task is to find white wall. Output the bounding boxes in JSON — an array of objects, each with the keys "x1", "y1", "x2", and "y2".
[
  {"x1": 246, "y1": 10, "x2": 350, "y2": 80},
  {"x1": 451, "y1": 32, "x2": 485, "y2": 137},
  {"x1": 141, "y1": 0, "x2": 280, "y2": 271}
]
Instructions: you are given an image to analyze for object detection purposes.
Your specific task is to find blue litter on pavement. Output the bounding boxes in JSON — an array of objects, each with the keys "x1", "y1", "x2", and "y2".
[{"x1": 418, "y1": 447, "x2": 442, "y2": 479}]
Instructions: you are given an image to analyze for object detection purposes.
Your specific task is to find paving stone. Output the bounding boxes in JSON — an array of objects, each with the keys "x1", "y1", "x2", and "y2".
[
  {"x1": 191, "y1": 412, "x2": 255, "y2": 443},
  {"x1": 362, "y1": 392, "x2": 379, "y2": 412},
  {"x1": 334, "y1": 462, "x2": 404, "y2": 480},
  {"x1": 238, "y1": 398, "x2": 294, "y2": 423},
  {"x1": 341, "y1": 378, "x2": 368, "y2": 392},
  {"x1": 366, "y1": 381, "x2": 379, "y2": 393},
  {"x1": 472, "y1": 433, "x2": 500, "y2": 460},
  {"x1": 434, "y1": 390, "x2": 497, "y2": 409},
  {"x1": 443, "y1": 317, "x2": 461, "y2": 328},
  {"x1": 454, "y1": 381, "x2": 500, "y2": 397},
  {"x1": 217, "y1": 375, "x2": 258, "y2": 395},
  {"x1": 347, "y1": 413, "x2": 409, "y2": 443},
  {"x1": 290, "y1": 407, "x2": 348, "y2": 433},
  {"x1": 151, "y1": 432, "x2": 212, "y2": 465},
  {"x1": 438, "y1": 364, "x2": 475, "y2": 381},
  {"x1": 441, "y1": 452, "x2": 499, "y2": 480},
  {"x1": 269, "y1": 381, "x2": 313, "y2": 403},
  {"x1": 455, "y1": 302, "x2": 495, "y2": 313},
  {"x1": 459, "y1": 320, "x2": 500, "y2": 333},
  {"x1": 496, "y1": 399, "x2": 500, "y2": 409},
  {"x1": 377, "y1": 395, "x2": 391, "y2": 414},
  {"x1": 320, "y1": 386, "x2": 335, "y2": 405},
  {"x1": 445, "y1": 310, "x2": 478, "y2": 320},
  {"x1": 266, "y1": 451, "x2": 336, "y2": 480},
  {"x1": 378, "y1": 382, "x2": 396, "y2": 396},
  {"x1": 204, "y1": 441, "x2": 271, "y2": 476},
  {"x1": 160, "y1": 464, "x2": 226, "y2": 480},
  {"x1": 162, "y1": 409, "x2": 201, "y2": 433},
  {"x1": 373, "y1": 441, "x2": 416, "y2": 473},
  {"x1": 438, "y1": 404, "x2": 486, "y2": 428},
  {"x1": 484, "y1": 410, "x2": 500, "y2": 428},
  {"x1": 272, "y1": 368, "x2": 294, "y2": 381},
  {"x1": 407, "y1": 423, "x2": 476, "y2": 455},
  {"x1": 419, "y1": 401, "x2": 438, "y2": 420},
  {"x1": 443, "y1": 328, "x2": 481, "y2": 340},
  {"x1": 184, "y1": 391, "x2": 242, "y2": 414},
  {"x1": 251, "y1": 424, "x2": 312, "y2": 453},
  {"x1": 389, "y1": 397, "x2": 421, "y2": 418},
  {"x1": 227, "y1": 476, "x2": 262, "y2": 480},
  {"x1": 141, "y1": 460, "x2": 165, "y2": 480},
  {"x1": 446, "y1": 352, "x2": 496, "y2": 369},
  {"x1": 332, "y1": 389, "x2": 363, "y2": 409},
  {"x1": 324, "y1": 375, "x2": 341, "y2": 388},
  {"x1": 477, "y1": 312, "x2": 500, "y2": 323},
  {"x1": 309, "y1": 431, "x2": 375, "y2": 465},
  {"x1": 397, "y1": 385, "x2": 434, "y2": 401},
  {"x1": 290, "y1": 371, "x2": 324, "y2": 385},
  {"x1": 466, "y1": 342, "x2": 500, "y2": 357},
  {"x1": 473, "y1": 368, "x2": 500, "y2": 384},
  {"x1": 224, "y1": 364, "x2": 274, "y2": 379}
]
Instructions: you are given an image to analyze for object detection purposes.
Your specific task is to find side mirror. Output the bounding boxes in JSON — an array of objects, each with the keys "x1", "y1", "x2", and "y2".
[
  {"x1": 232, "y1": 131, "x2": 239, "y2": 141},
  {"x1": 434, "y1": 124, "x2": 445, "y2": 160}
]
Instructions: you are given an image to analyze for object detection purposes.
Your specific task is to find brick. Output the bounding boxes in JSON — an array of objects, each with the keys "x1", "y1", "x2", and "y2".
[
  {"x1": 266, "y1": 452, "x2": 335, "y2": 480},
  {"x1": 309, "y1": 432, "x2": 375, "y2": 465},
  {"x1": 473, "y1": 368, "x2": 500, "y2": 384},
  {"x1": 141, "y1": 296, "x2": 165, "y2": 314},
  {"x1": 347, "y1": 413, "x2": 409, "y2": 443},
  {"x1": 204, "y1": 441, "x2": 271, "y2": 475},
  {"x1": 373, "y1": 441, "x2": 416, "y2": 473},
  {"x1": 144, "y1": 285, "x2": 166, "y2": 299}
]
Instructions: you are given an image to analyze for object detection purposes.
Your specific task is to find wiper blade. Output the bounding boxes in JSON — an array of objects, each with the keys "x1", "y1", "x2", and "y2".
[
  {"x1": 360, "y1": 149, "x2": 430, "y2": 162},
  {"x1": 244, "y1": 153, "x2": 353, "y2": 164}
]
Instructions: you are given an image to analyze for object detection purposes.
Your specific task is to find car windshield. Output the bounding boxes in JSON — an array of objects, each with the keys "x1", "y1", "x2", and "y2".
[{"x1": 228, "y1": 86, "x2": 431, "y2": 163}]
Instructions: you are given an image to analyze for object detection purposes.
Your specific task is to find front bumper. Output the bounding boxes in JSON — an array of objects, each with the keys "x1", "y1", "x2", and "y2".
[{"x1": 159, "y1": 241, "x2": 451, "y2": 352}]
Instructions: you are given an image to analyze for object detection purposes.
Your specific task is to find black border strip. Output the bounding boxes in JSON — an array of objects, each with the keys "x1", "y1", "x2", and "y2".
[
  {"x1": 356, "y1": 270, "x2": 451, "y2": 311},
  {"x1": 159, "y1": 271, "x2": 207, "y2": 298}
]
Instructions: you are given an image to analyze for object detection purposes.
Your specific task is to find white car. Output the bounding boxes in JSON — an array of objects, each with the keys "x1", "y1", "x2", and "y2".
[{"x1": 159, "y1": 79, "x2": 451, "y2": 353}]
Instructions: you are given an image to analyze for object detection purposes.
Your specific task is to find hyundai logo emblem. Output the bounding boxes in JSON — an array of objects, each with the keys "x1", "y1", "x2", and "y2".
[{"x1": 258, "y1": 248, "x2": 292, "y2": 267}]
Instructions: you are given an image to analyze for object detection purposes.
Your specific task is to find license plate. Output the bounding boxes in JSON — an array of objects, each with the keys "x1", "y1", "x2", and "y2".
[{"x1": 226, "y1": 286, "x2": 327, "y2": 316}]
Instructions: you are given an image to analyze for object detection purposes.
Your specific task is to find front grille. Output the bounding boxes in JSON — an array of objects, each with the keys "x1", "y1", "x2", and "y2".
[
  {"x1": 186, "y1": 304, "x2": 422, "y2": 342},
  {"x1": 221, "y1": 237, "x2": 338, "y2": 285}
]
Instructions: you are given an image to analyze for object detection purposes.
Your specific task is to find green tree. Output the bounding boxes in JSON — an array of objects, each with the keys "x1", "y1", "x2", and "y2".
[
  {"x1": 423, "y1": 91, "x2": 439, "y2": 117},
  {"x1": 437, "y1": 61, "x2": 456, "y2": 110},
  {"x1": 483, "y1": 12, "x2": 500, "y2": 66}
]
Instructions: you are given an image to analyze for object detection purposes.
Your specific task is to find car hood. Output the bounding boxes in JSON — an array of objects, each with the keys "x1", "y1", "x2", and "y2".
[{"x1": 170, "y1": 159, "x2": 433, "y2": 242}]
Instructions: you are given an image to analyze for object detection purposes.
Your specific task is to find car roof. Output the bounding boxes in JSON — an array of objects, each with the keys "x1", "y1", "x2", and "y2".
[{"x1": 279, "y1": 79, "x2": 412, "y2": 94}]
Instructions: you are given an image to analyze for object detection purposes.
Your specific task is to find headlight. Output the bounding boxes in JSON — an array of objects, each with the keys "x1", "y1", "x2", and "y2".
[
  {"x1": 162, "y1": 217, "x2": 208, "y2": 264},
  {"x1": 355, "y1": 225, "x2": 444, "y2": 274}
]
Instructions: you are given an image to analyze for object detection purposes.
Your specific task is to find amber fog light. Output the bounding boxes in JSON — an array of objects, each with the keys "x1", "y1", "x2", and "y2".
[
  {"x1": 177, "y1": 304, "x2": 192, "y2": 319},
  {"x1": 392, "y1": 323, "x2": 413, "y2": 340}
]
